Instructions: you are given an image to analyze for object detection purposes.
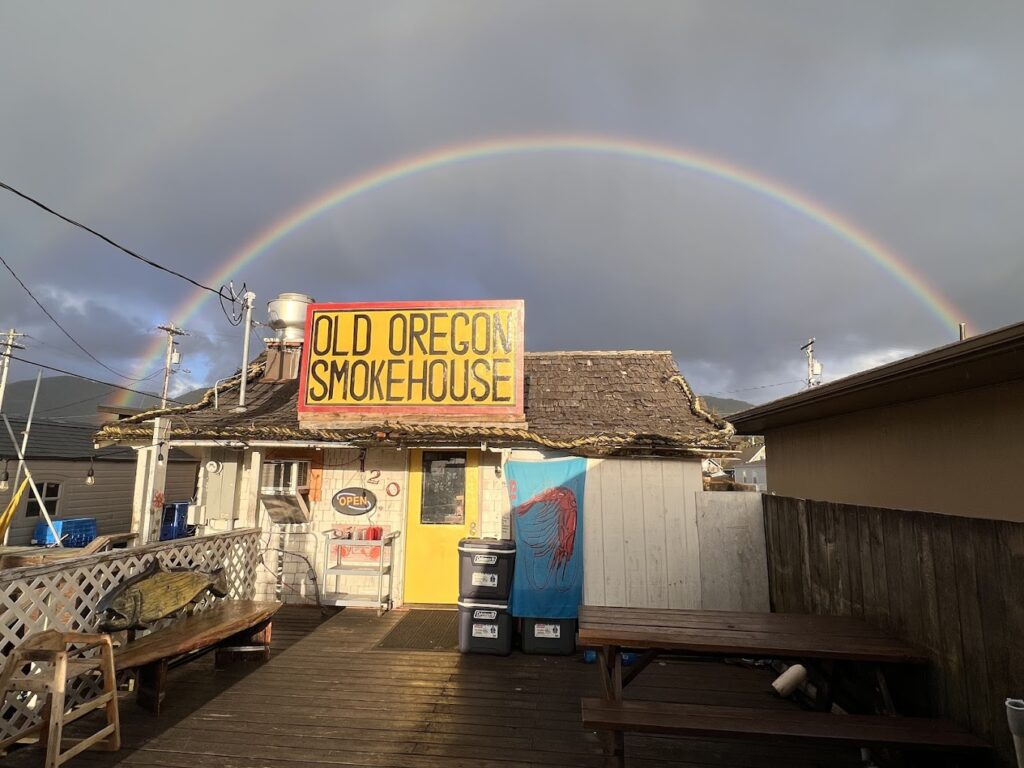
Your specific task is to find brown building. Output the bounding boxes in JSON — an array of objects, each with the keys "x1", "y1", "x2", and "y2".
[{"x1": 730, "y1": 319, "x2": 1024, "y2": 522}]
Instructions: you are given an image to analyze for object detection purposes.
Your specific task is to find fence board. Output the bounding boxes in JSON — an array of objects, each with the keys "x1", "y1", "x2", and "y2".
[{"x1": 764, "y1": 496, "x2": 1024, "y2": 767}]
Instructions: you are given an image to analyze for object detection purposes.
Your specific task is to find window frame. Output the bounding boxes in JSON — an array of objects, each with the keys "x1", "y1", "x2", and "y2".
[
  {"x1": 25, "y1": 481, "x2": 62, "y2": 518},
  {"x1": 419, "y1": 450, "x2": 468, "y2": 526}
]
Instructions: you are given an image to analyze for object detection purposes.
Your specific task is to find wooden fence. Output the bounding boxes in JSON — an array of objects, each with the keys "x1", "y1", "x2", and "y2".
[
  {"x1": 0, "y1": 528, "x2": 261, "y2": 746},
  {"x1": 764, "y1": 495, "x2": 1024, "y2": 764}
]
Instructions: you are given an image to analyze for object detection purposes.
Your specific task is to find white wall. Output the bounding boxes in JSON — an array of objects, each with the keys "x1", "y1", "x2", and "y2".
[
  {"x1": 583, "y1": 457, "x2": 703, "y2": 609},
  {"x1": 194, "y1": 447, "x2": 769, "y2": 613},
  {"x1": 694, "y1": 491, "x2": 769, "y2": 611},
  {"x1": 583, "y1": 457, "x2": 768, "y2": 612}
]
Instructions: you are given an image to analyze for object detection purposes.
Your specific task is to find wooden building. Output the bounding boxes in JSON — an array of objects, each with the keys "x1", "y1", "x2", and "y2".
[
  {"x1": 0, "y1": 418, "x2": 198, "y2": 546},
  {"x1": 97, "y1": 300, "x2": 736, "y2": 608},
  {"x1": 731, "y1": 318, "x2": 1024, "y2": 521}
]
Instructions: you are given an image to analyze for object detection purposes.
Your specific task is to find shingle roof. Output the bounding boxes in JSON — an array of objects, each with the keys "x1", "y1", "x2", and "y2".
[
  {"x1": 97, "y1": 351, "x2": 735, "y2": 457},
  {"x1": 0, "y1": 418, "x2": 134, "y2": 461}
]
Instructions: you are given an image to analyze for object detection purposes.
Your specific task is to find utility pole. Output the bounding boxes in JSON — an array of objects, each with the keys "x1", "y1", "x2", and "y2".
[
  {"x1": 0, "y1": 328, "x2": 26, "y2": 412},
  {"x1": 801, "y1": 338, "x2": 822, "y2": 388},
  {"x1": 157, "y1": 324, "x2": 188, "y2": 408}
]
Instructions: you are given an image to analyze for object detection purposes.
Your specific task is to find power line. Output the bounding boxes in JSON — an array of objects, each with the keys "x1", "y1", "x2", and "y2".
[
  {"x1": 36, "y1": 389, "x2": 120, "y2": 414},
  {"x1": 0, "y1": 254, "x2": 159, "y2": 382},
  {"x1": 2, "y1": 353, "x2": 186, "y2": 405},
  {"x1": 0, "y1": 179, "x2": 235, "y2": 302},
  {"x1": 21, "y1": 333, "x2": 163, "y2": 381},
  {"x1": 707, "y1": 379, "x2": 803, "y2": 395}
]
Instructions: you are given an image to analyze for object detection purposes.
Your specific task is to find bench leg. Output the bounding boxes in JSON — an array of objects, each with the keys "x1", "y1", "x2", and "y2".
[
  {"x1": 214, "y1": 619, "x2": 273, "y2": 669},
  {"x1": 135, "y1": 660, "x2": 167, "y2": 716},
  {"x1": 598, "y1": 645, "x2": 623, "y2": 702},
  {"x1": 601, "y1": 730, "x2": 624, "y2": 768}
]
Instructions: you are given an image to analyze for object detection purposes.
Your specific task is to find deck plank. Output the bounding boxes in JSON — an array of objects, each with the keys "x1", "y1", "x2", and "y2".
[{"x1": 4, "y1": 606, "x2": 863, "y2": 767}]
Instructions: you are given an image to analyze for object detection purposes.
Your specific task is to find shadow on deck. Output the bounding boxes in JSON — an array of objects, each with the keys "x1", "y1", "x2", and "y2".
[{"x1": 5, "y1": 606, "x2": 861, "y2": 768}]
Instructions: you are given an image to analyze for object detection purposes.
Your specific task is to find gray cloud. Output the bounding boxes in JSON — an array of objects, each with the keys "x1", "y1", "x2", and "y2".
[{"x1": 2, "y1": 1, "x2": 1022, "y2": 404}]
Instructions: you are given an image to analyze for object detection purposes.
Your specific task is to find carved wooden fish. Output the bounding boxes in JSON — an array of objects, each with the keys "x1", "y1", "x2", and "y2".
[{"x1": 96, "y1": 559, "x2": 229, "y2": 631}]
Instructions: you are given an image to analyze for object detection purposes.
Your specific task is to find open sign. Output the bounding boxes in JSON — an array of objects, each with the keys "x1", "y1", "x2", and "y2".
[{"x1": 332, "y1": 487, "x2": 377, "y2": 515}]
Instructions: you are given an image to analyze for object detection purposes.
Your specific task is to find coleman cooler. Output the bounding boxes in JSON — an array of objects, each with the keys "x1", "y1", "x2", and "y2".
[
  {"x1": 520, "y1": 617, "x2": 577, "y2": 655},
  {"x1": 458, "y1": 538, "x2": 516, "y2": 601},
  {"x1": 457, "y1": 599, "x2": 512, "y2": 655}
]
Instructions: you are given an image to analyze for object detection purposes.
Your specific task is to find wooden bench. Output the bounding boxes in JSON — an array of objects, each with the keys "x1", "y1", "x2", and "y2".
[
  {"x1": 114, "y1": 600, "x2": 280, "y2": 715},
  {"x1": 581, "y1": 698, "x2": 990, "y2": 766}
]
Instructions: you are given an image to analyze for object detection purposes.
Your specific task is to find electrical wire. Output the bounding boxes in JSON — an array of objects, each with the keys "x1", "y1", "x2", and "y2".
[
  {"x1": 0, "y1": 179, "x2": 239, "y2": 304},
  {"x1": 218, "y1": 281, "x2": 251, "y2": 327},
  {"x1": 37, "y1": 390, "x2": 118, "y2": 413},
  {"x1": 2, "y1": 353, "x2": 186, "y2": 405},
  {"x1": 0, "y1": 254, "x2": 163, "y2": 382},
  {"x1": 707, "y1": 379, "x2": 804, "y2": 395},
  {"x1": 22, "y1": 334, "x2": 164, "y2": 382}
]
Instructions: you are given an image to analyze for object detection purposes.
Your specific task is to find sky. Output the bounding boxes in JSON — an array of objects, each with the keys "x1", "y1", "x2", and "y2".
[{"x1": 1, "y1": 2, "x2": 1021, "y2": 405}]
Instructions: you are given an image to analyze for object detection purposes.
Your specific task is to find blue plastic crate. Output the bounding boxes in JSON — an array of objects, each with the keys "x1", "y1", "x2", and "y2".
[
  {"x1": 159, "y1": 502, "x2": 192, "y2": 541},
  {"x1": 32, "y1": 518, "x2": 98, "y2": 547}
]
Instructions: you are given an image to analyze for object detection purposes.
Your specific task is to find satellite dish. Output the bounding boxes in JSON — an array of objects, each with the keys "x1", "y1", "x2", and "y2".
[{"x1": 205, "y1": 460, "x2": 223, "y2": 475}]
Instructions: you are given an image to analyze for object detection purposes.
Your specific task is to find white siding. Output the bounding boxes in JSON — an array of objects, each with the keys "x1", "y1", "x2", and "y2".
[
  {"x1": 583, "y1": 459, "x2": 769, "y2": 612},
  {"x1": 583, "y1": 458, "x2": 702, "y2": 609},
  {"x1": 694, "y1": 491, "x2": 769, "y2": 611}
]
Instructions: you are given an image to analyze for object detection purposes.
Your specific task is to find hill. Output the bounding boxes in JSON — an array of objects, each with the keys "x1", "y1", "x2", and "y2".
[
  {"x1": 701, "y1": 395, "x2": 754, "y2": 417},
  {"x1": 1, "y1": 376, "x2": 206, "y2": 424}
]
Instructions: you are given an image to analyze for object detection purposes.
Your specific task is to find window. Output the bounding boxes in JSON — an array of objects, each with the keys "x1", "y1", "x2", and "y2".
[
  {"x1": 420, "y1": 451, "x2": 466, "y2": 525},
  {"x1": 261, "y1": 460, "x2": 310, "y2": 495},
  {"x1": 26, "y1": 482, "x2": 61, "y2": 518}
]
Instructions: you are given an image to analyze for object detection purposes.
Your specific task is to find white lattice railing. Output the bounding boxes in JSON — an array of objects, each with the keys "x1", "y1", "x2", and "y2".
[{"x1": 1, "y1": 528, "x2": 261, "y2": 747}]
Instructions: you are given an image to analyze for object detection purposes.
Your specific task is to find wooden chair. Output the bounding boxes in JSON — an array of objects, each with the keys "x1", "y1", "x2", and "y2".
[{"x1": 0, "y1": 630, "x2": 120, "y2": 767}]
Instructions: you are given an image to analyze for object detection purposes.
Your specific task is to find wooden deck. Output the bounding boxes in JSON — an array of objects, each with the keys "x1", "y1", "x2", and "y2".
[{"x1": 6, "y1": 606, "x2": 865, "y2": 768}]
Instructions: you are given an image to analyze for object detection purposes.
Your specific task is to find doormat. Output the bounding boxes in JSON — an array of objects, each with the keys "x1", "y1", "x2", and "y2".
[{"x1": 376, "y1": 609, "x2": 459, "y2": 652}]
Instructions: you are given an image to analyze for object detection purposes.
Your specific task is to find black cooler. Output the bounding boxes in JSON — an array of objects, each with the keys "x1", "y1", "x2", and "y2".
[
  {"x1": 457, "y1": 538, "x2": 516, "y2": 601},
  {"x1": 457, "y1": 538, "x2": 515, "y2": 655},
  {"x1": 457, "y1": 600, "x2": 513, "y2": 655},
  {"x1": 520, "y1": 617, "x2": 576, "y2": 655}
]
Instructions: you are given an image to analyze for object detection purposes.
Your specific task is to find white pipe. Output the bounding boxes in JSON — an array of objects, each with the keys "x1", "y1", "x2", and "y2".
[
  {"x1": 771, "y1": 664, "x2": 807, "y2": 698},
  {"x1": 2, "y1": 414, "x2": 62, "y2": 547},
  {"x1": 234, "y1": 291, "x2": 256, "y2": 411}
]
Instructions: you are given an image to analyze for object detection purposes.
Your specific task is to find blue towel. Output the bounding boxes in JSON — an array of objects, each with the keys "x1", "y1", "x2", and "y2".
[{"x1": 506, "y1": 457, "x2": 586, "y2": 618}]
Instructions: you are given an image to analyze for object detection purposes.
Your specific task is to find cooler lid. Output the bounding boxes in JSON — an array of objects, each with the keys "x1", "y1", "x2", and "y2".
[
  {"x1": 458, "y1": 537, "x2": 516, "y2": 554},
  {"x1": 457, "y1": 599, "x2": 509, "y2": 610}
]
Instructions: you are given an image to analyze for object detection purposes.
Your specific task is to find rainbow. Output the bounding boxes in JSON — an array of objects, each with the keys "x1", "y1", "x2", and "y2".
[{"x1": 118, "y1": 134, "x2": 968, "y2": 404}]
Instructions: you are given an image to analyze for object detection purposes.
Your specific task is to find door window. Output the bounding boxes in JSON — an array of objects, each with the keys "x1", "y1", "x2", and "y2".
[{"x1": 420, "y1": 451, "x2": 466, "y2": 525}]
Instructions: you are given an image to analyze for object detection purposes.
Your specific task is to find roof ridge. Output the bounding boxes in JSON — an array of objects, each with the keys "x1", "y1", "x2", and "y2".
[{"x1": 525, "y1": 350, "x2": 673, "y2": 357}]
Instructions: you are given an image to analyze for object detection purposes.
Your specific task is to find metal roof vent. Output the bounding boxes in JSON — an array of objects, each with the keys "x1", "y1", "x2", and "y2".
[{"x1": 266, "y1": 293, "x2": 314, "y2": 343}]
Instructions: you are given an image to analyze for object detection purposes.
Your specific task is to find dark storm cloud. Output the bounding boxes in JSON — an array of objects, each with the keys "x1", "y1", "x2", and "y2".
[{"x1": 2, "y1": 1, "x2": 1022, "y2": 403}]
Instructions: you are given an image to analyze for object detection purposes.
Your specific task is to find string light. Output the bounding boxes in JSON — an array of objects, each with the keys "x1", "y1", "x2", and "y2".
[
  {"x1": 85, "y1": 457, "x2": 96, "y2": 486},
  {"x1": 0, "y1": 460, "x2": 9, "y2": 492},
  {"x1": 156, "y1": 444, "x2": 165, "y2": 466}
]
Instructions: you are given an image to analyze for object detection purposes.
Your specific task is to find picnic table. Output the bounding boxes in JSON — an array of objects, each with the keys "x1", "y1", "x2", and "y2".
[{"x1": 577, "y1": 605, "x2": 987, "y2": 766}]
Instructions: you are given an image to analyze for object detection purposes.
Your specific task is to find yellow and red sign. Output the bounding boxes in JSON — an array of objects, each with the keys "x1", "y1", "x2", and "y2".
[{"x1": 298, "y1": 300, "x2": 524, "y2": 417}]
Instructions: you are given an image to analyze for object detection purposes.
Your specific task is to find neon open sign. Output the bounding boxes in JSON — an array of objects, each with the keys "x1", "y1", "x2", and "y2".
[{"x1": 332, "y1": 487, "x2": 377, "y2": 516}]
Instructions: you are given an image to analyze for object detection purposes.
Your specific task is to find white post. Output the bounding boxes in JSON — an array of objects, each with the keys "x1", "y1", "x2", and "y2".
[
  {"x1": 132, "y1": 417, "x2": 169, "y2": 543},
  {"x1": 1, "y1": 414, "x2": 62, "y2": 547},
  {"x1": 12, "y1": 372, "x2": 41, "y2": 490},
  {"x1": 3, "y1": 372, "x2": 41, "y2": 545}
]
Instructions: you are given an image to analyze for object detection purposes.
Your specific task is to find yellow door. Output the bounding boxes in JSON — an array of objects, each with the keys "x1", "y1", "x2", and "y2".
[{"x1": 404, "y1": 450, "x2": 479, "y2": 604}]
